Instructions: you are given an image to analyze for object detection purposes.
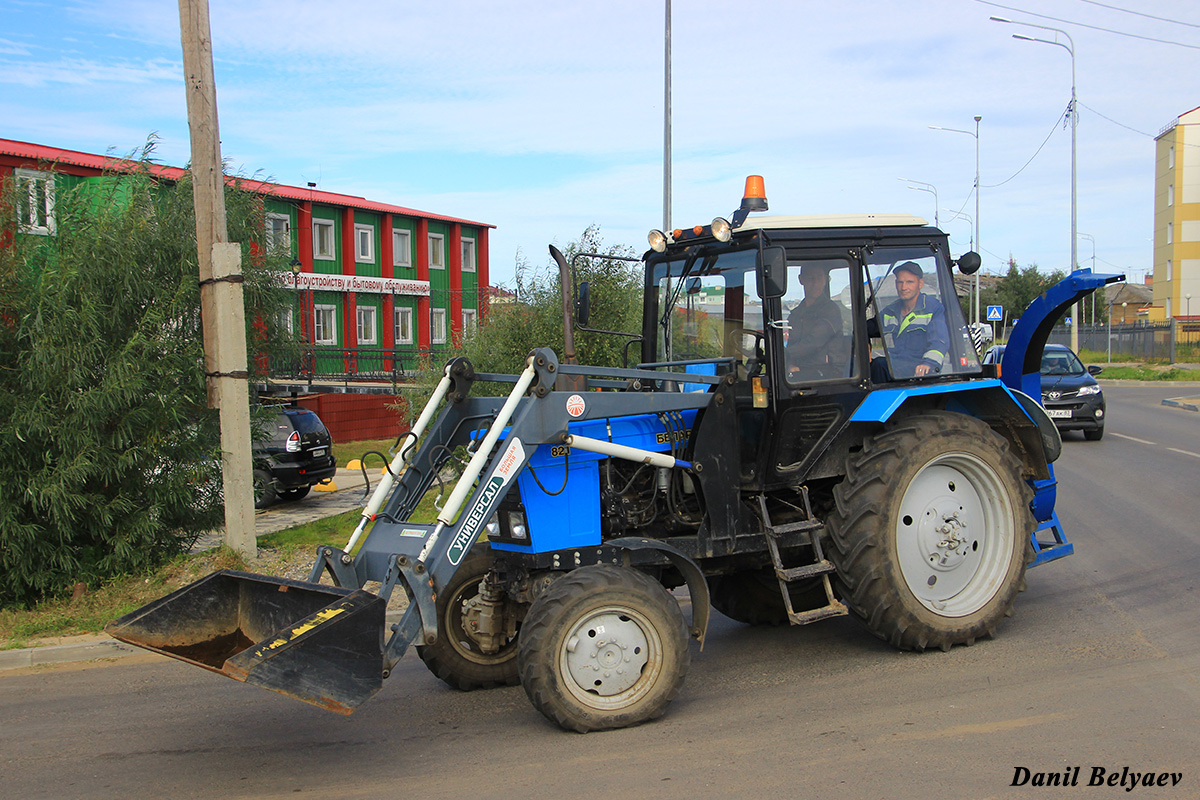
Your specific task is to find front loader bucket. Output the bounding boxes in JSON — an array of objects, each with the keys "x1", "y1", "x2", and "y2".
[{"x1": 105, "y1": 570, "x2": 386, "y2": 714}]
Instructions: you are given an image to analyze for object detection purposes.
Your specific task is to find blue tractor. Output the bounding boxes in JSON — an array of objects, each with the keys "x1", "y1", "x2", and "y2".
[{"x1": 109, "y1": 178, "x2": 1120, "y2": 732}]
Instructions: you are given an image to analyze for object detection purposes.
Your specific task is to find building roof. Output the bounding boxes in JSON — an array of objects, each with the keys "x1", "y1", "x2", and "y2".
[
  {"x1": 1105, "y1": 282, "x2": 1153, "y2": 306},
  {"x1": 0, "y1": 137, "x2": 493, "y2": 229}
]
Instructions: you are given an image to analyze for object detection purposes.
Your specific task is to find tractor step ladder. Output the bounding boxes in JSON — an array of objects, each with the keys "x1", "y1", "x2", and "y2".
[
  {"x1": 1029, "y1": 511, "x2": 1074, "y2": 568},
  {"x1": 757, "y1": 492, "x2": 848, "y2": 625}
]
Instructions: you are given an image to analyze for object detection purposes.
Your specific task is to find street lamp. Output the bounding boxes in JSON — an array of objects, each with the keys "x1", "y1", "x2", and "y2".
[
  {"x1": 1107, "y1": 293, "x2": 1113, "y2": 363},
  {"x1": 899, "y1": 178, "x2": 938, "y2": 227},
  {"x1": 1188, "y1": 293, "x2": 1194, "y2": 348},
  {"x1": 1079, "y1": 232, "x2": 1095, "y2": 324},
  {"x1": 943, "y1": 209, "x2": 973, "y2": 249},
  {"x1": 931, "y1": 115, "x2": 982, "y2": 325},
  {"x1": 992, "y1": 15, "x2": 1079, "y2": 353}
]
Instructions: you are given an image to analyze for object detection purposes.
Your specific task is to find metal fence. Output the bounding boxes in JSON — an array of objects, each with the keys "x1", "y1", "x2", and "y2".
[
  {"x1": 268, "y1": 346, "x2": 427, "y2": 386},
  {"x1": 1043, "y1": 321, "x2": 1200, "y2": 363}
]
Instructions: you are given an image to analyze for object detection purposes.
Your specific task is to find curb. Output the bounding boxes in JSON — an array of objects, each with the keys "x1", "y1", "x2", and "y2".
[
  {"x1": 0, "y1": 638, "x2": 140, "y2": 671},
  {"x1": 1, "y1": 610, "x2": 409, "y2": 672},
  {"x1": 1162, "y1": 396, "x2": 1200, "y2": 412}
]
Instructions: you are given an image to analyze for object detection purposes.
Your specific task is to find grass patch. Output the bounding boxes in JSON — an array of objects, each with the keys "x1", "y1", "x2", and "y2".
[
  {"x1": 0, "y1": 547, "x2": 249, "y2": 647},
  {"x1": 335, "y1": 437, "x2": 403, "y2": 470},
  {"x1": 258, "y1": 507, "x2": 365, "y2": 556},
  {"x1": 1095, "y1": 365, "x2": 1194, "y2": 381}
]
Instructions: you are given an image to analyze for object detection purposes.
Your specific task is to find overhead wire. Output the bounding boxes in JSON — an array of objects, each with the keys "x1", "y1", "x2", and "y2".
[
  {"x1": 1073, "y1": 0, "x2": 1200, "y2": 29},
  {"x1": 983, "y1": 105, "x2": 1070, "y2": 189},
  {"x1": 975, "y1": 0, "x2": 1200, "y2": 49}
]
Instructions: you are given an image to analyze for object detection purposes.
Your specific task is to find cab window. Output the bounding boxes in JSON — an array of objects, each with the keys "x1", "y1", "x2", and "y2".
[
  {"x1": 781, "y1": 259, "x2": 856, "y2": 385},
  {"x1": 864, "y1": 248, "x2": 979, "y2": 380}
]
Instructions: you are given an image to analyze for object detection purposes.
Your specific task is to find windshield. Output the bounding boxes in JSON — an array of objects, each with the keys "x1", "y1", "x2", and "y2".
[
  {"x1": 1041, "y1": 350, "x2": 1085, "y2": 376},
  {"x1": 864, "y1": 246, "x2": 979, "y2": 379},
  {"x1": 650, "y1": 247, "x2": 759, "y2": 363}
]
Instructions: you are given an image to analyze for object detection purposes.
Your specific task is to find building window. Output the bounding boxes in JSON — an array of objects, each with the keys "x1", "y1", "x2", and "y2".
[
  {"x1": 266, "y1": 213, "x2": 290, "y2": 253},
  {"x1": 1167, "y1": 259, "x2": 1173, "y2": 282},
  {"x1": 462, "y1": 308, "x2": 478, "y2": 337},
  {"x1": 462, "y1": 237, "x2": 476, "y2": 273},
  {"x1": 276, "y1": 308, "x2": 293, "y2": 336},
  {"x1": 1168, "y1": 222, "x2": 1173, "y2": 245},
  {"x1": 1169, "y1": 185, "x2": 1175, "y2": 207},
  {"x1": 15, "y1": 169, "x2": 54, "y2": 235},
  {"x1": 1170, "y1": 145, "x2": 1176, "y2": 169},
  {"x1": 356, "y1": 306, "x2": 377, "y2": 344},
  {"x1": 393, "y1": 229, "x2": 411, "y2": 267},
  {"x1": 313, "y1": 219, "x2": 335, "y2": 260},
  {"x1": 394, "y1": 306, "x2": 414, "y2": 345},
  {"x1": 431, "y1": 308, "x2": 447, "y2": 344},
  {"x1": 355, "y1": 223, "x2": 375, "y2": 263},
  {"x1": 314, "y1": 304, "x2": 337, "y2": 344},
  {"x1": 429, "y1": 233, "x2": 445, "y2": 270}
]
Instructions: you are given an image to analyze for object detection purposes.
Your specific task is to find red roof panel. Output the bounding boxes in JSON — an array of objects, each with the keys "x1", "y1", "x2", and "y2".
[{"x1": 0, "y1": 137, "x2": 492, "y2": 229}]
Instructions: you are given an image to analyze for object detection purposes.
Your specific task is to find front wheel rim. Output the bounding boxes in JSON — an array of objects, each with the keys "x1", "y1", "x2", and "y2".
[
  {"x1": 895, "y1": 453, "x2": 1016, "y2": 617},
  {"x1": 558, "y1": 606, "x2": 663, "y2": 711}
]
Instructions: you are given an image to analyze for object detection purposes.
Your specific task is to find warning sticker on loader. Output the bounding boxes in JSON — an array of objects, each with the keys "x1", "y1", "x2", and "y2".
[{"x1": 448, "y1": 437, "x2": 525, "y2": 565}]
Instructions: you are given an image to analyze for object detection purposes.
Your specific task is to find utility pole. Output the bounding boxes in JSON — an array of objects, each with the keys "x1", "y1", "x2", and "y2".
[
  {"x1": 663, "y1": 0, "x2": 672, "y2": 233},
  {"x1": 179, "y1": 0, "x2": 255, "y2": 558}
]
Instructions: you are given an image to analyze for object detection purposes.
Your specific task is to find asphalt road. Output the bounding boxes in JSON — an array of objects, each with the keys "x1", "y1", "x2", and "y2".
[{"x1": 3, "y1": 386, "x2": 1199, "y2": 800}]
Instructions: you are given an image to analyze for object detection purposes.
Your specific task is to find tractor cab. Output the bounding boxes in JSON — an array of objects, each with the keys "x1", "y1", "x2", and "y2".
[{"x1": 640, "y1": 177, "x2": 984, "y2": 488}]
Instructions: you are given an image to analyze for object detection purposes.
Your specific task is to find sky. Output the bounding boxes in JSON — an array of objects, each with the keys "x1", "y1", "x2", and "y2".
[{"x1": 3, "y1": 0, "x2": 1199, "y2": 291}]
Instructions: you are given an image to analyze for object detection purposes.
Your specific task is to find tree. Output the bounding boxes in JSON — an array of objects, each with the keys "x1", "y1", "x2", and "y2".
[
  {"x1": 0, "y1": 149, "x2": 289, "y2": 607},
  {"x1": 403, "y1": 225, "x2": 642, "y2": 412},
  {"x1": 989, "y1": 257, "x2": 1067, "y2": 325}
]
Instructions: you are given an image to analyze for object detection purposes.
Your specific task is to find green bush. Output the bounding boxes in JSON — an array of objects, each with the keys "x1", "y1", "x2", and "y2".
[{"x1": 0, "y1": 147, "x2": 289, "y2": 607}]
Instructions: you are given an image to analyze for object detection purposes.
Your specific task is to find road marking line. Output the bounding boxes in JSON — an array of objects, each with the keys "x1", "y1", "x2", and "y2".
[
  {"x1": 1167, "y1": 447, "x2": 1200, "y2": 459},
  {"x1": 1110, "y1": 432, "x2": 1156, "y2": 445}
]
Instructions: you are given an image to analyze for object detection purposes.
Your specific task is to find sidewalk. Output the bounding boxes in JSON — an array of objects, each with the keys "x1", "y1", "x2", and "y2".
[
  {"x1": 1, "y1": 465, "x2": 388, "y2": 672},
  {"x1": 188, "y1": 465, "x2": 378, "y2": 551}
]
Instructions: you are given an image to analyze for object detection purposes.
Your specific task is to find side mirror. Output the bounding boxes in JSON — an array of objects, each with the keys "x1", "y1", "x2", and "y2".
[
  {"x1": 955, "y1": 251, "x2": 982, "y2": 275},
  {"x1": 1087, "y1": 364, "x2": 1103, "y2": 376},
  {"x1": 575, "y1": 281, "x2": 591, "y2": 327},
  {"x1": 758, "y1": 246, "x2": 787, "y2": 299}
]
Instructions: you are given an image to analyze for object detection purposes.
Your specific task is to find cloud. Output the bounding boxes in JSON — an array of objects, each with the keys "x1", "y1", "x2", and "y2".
[{"x1": 0, "y1": 56, "x2": 179, "y2": 87}]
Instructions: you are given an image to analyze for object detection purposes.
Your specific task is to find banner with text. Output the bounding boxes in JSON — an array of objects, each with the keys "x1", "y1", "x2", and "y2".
[{"x1": 278, "y1": 272, "x2": 430, "y2": 296}]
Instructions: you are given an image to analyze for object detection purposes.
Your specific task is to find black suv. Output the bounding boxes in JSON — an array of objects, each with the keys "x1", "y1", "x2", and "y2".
[
  {"x1": 982, "y1": 343, "x2": 1106, "y2": 440},
  {"x1": 253, "y1": 406, "x2": 337, "y2": 508}
]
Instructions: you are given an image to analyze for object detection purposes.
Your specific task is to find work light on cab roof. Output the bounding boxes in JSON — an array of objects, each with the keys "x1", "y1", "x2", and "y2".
[{"x1": 648, "y1": 174, "x2": 769, "y2": 251}]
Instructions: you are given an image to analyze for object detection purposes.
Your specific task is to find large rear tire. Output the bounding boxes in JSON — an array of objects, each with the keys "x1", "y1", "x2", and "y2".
[
  {"x1": 417, "y1": 544, "x2": 520, "y2": 690},
  {"x1": 710, "y1": 568, "x2": 825, "y2": 626},
  {"x1": 518, "y1": 565, "x2": 689, "y2": 732},
  {"x1": 253, "y1": 469, "x2": 276, "y2": 509},
  {"x1": 826, "y1": 412, "x2": 1034, "y2": 652}
]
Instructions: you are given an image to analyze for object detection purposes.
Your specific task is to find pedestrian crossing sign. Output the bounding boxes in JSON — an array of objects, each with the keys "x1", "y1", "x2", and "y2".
[{"x1": 986, "y1": 305, "x2": 1003, "y2": 322}]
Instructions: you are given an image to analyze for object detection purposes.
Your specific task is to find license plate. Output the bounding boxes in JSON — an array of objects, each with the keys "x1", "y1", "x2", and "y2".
[
  {"x1": 310, "y1": 448, "x2": 327, "y2": 458},
  {"x1": 1046, "y1": 409, "x2": 1072, "y2": 419}
]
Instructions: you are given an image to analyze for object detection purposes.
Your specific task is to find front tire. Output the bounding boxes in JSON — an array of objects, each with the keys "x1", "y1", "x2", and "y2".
[
  {"x1": 1084, "y1": 426, "x2": 1104, "y2": 441},
  {"x1": 826, "y1": 412, "x2": 1034, "y2": 652},
  {"x1": 417, "y1": 544, "x2": 520, "y2": 690},
  {"x1": 518, "y1": 565, "x2": 689, "y2": 732}
]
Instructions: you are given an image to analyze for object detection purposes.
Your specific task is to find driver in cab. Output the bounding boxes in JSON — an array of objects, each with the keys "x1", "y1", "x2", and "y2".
[
  {"x1": 786, "y1": 264, "x2": 844, "y2": 380},
  {"x1": 877, "y1": 261, "x2": 948, "y2": 378}
]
